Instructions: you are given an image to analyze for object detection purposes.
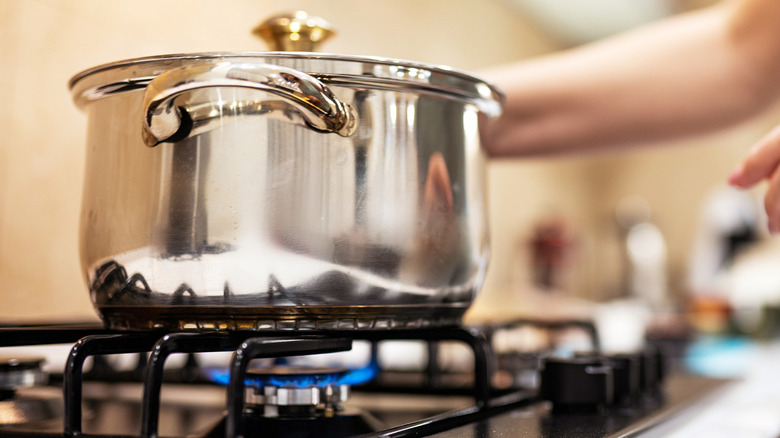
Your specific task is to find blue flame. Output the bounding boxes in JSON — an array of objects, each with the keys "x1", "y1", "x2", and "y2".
[
  {"x1": 205, "y1": 360, "x2": 379, "y2": 388},
  {"x1": 252, "y1": 369, "x2": 349, "y2": 387},
  {"x1": 338, "y1": 361, "x2": 379, "y2": 385},
  {"x1": 205, "y1": 368, "x2": 234, "y2": 386}
]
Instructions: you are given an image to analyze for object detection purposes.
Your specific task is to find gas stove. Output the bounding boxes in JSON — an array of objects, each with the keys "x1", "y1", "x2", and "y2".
[{"x1": 0, "y1": 321, "x2": 725, "y2": 438}]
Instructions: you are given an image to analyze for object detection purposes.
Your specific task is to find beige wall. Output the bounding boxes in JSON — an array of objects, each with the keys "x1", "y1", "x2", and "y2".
[{"x1": 0, "y1": 0, "x2": 770, "y2": 324}]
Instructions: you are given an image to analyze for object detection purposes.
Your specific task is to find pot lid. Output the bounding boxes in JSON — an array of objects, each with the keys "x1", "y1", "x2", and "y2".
[{"x1": 69, "y1": 12, "x2": 503, "y2": 115}]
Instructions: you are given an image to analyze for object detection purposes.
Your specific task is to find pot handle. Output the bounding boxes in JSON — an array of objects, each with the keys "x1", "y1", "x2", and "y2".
[{"x1": 141, "y1": 62, "x2": 357, "y2": 146}]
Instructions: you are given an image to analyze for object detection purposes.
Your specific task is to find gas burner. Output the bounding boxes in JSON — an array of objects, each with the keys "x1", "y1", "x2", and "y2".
[
  {"x1": 0, "y1": 356, "x2": 60, "y2": 426},
  {"x1": 223, "y1": 367, "x2": 382, "y2": 437},
  {"x1": 244, "y1": 366, "x2": 351, "y2": 418},
  {"x1": 0, "y1": 356, "x2": 48, "y2": 394}
]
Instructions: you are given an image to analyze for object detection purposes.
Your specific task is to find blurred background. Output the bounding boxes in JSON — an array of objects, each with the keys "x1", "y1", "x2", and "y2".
[{"x1": 2, "y1": 0, "x2": 780, "y2": 350}]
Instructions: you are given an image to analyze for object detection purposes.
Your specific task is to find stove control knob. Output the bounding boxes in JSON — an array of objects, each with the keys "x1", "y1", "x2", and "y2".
[
  {"x1": 639, "y1": 345, "x2": 666, "y2": 396},
  {"x1": 539, "y1": 357, "x2": 613, "y2": 412},
  {"x1": 606, "y1": 354, "x2": 641, "y2": 406}
]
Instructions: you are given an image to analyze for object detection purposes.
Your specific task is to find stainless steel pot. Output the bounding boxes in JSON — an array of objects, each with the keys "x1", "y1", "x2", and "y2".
[{"x1": 69, "y1": 13, "x2": 503, "y2": 331}]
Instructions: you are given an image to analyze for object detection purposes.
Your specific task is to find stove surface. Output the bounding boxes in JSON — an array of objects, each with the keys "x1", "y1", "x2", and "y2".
[
  {"x1": 0, "y1": 323, "x2": 735, "y2": 438},
  {"x1": 428, "y1": 374, "x2": 727, "y2": 438}
]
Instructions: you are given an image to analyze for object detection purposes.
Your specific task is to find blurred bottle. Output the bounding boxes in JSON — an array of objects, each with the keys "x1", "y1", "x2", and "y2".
[
  {"x1": 688, "y1": 186, "x2": 759, "y2": 295},
  {"x1": 688, "y1": 186, "x2": 760, "y2": 334},
  {"x1": 615, "y1": 196, "x2": 669, "y2": 310},
  {"x1": 529, "y1": 215, "x2": 575, "y2": 291}
]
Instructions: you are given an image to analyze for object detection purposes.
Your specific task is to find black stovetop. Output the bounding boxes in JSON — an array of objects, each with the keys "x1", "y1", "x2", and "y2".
[{"x1": 0, "y1": 322, "x2": 726, "y2": 438}]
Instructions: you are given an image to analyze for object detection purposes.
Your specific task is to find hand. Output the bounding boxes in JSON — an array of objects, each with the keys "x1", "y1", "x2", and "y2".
[{"x1": 729, "y1": 124, "x2": 780, "y2": 233}]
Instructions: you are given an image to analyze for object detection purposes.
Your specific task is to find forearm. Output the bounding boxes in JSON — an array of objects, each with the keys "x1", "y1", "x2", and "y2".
[{"x1": 482, "y1": 1, "x2": 780, "y2": 157}]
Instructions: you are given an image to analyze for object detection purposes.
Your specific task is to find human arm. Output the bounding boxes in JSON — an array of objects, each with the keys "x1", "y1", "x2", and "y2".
[{"x1": 480, "y1": 0, "x2": 780, "y2": 158}]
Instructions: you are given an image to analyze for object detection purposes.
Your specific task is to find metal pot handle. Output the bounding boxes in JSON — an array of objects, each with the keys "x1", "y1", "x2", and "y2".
[{"x1": 141, "y1": 62, "x2": 358, "y2": 146}]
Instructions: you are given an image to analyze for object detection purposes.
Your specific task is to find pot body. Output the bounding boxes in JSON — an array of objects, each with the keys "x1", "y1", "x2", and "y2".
[{"x1": 71, "y1": 53, "x2": 500, "y2": 330}]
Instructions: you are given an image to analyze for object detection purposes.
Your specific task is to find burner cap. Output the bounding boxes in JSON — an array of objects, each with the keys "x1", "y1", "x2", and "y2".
[
  {"x1": 0, "y1": 357, "x2": 45, "y2": 371},
  {"x1": 0, "y1": 357, "x2": 47, "y2": 391},
  {"x1": 245, "y1": 384, "x2": 351, "y2": 418},
  {"x1": 245, "y1": 367, "x2": 352, "y2": 418}
]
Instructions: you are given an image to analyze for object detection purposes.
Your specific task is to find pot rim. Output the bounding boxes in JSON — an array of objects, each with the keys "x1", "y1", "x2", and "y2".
[{"x1": 69, "y1": 51, "x2": 504, "y2": 113}]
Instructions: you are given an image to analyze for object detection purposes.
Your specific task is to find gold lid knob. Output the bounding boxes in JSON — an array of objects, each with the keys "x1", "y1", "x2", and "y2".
[{"x1": 253, "y1": 11, "x2": 335, "y2": 52}]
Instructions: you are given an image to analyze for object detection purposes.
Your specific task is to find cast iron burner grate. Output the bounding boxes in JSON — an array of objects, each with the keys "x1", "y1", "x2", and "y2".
[
  {"x1": 0, "y1": 320, "x2": 731, "y2": 438},
  {"x1": 41, "y1": 326, "x2": 534, "y2": 438}
]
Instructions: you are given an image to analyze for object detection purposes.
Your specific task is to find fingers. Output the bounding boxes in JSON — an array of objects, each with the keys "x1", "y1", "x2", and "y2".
[
  {"x1": 729, "y1": 125, "x2": 780, "y2": 188},
  {"x1": 765, "y1": 166, "x2": 780, "y2": 233},
  {"x1": 728, "y1": 125, "x2": 780, "y2": 234}
]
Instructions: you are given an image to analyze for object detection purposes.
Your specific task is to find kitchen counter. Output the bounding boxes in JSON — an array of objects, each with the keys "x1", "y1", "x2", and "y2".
[{"x1": 637, "y1": 340, "x2": 780, "y2": 437}]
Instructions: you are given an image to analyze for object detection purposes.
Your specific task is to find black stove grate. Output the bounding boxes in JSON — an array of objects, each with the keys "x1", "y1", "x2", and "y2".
[
  {"x1": 34, "y1": 326, "x2": 534, "y2": 438},
  {"x1": 0, "y1": 320, "x2": 731, "y2": 438},
  {"x1": 0, "y1": 319, "x2": 603, "y2": 437}
]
